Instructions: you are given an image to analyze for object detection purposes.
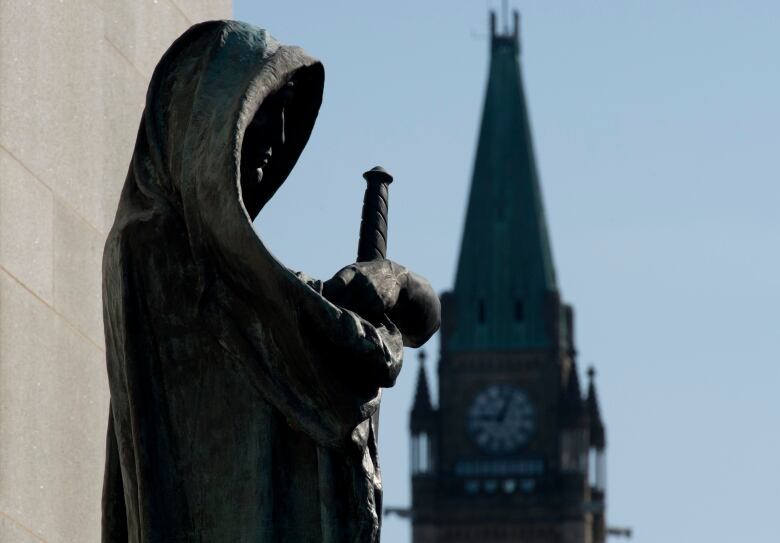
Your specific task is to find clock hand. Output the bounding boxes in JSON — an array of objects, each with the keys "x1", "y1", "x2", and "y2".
[{"x1": 495, "y1": 396, "x2": 511, "y2": 423}]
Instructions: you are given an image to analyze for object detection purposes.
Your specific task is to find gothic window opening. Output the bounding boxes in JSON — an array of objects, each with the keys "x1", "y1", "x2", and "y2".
[
  {"x1": 589, "y1": 448, "x2": 606, "y2": 491},
  {"x1": 514, "y1": 299, "x2": 524, "y2": 322},
  {"x1": 561, "y1": 429, "x2": 587, "y2": 473},
  {"x1": 411, "y1": 432, "x2": 433, "y2": 475}
]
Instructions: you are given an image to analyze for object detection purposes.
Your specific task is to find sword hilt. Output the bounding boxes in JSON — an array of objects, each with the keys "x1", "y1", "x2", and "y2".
[
  {"x1": 357, "y1": 166, "x2": 393, "y2": 262},
  {"x1": 356, "y1": 166, "x2": 393, "y2": 444}
]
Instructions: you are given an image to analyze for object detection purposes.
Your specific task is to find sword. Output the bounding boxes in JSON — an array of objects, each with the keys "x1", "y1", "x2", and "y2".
[{"x1": 356, "y1": 165, "x2": 393, "y2": 444}]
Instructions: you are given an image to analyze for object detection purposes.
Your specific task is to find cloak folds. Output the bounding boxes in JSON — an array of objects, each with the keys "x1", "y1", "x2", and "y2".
[{"x1": 102, "y1": 21, "x2": 404, "y2": 542}]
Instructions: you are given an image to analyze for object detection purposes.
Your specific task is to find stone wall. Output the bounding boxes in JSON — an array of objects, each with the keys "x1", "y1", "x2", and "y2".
[{"x1": 0, "y1": 2, "x2": 231, "y2": 541}]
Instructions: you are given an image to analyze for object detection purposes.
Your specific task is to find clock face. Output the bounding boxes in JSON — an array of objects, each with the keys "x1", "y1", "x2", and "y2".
[{"x1": 467, "y1": 384, "x2": 535, "y2": 454}]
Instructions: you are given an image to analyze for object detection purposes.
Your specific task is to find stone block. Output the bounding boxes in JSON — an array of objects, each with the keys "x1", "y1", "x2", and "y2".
[
  {"x1": 101, "y1": 0, "x2": 192, "y2": 78},
  {"x1": 53, "y1": 202, "x2": 104, "y2": 346},
  {"x1": 0, "y1": 513, "x2": 45, "y2": 543},
  {"x1": 0, "y1": 149, "x2": 54, "y2": 303},
  {"x1": 53, "y1": 204, "x2": 104, "y2": 344},
  {"x1": 98, "y1": 43, "x2": 148, "y2": 233},
  {"x1": 171, "y1": 0, "x2": 233, "y2": 25},
  {"x1": 0, "y1": 1, "x2": 107, "y2": 230},
  {"x1": 0, "y1": 271, "x2": 108, "y2": 543},
  {"x1": 0, "y1": 0, "x2": 230, "y2": 234}
]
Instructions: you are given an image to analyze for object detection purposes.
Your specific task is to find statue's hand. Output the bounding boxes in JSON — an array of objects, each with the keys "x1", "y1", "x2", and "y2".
[
  {"x1": 322, "y1": 260, "x2": 402, "y2": 322},
  {"x1": 322, "y1": 260, "x2": 440, "y2": 348}
]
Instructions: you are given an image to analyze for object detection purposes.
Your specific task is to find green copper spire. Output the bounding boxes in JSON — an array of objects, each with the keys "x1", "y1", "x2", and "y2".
[{"x1": 449, "y1": 11, "x2": 557, "y2": 352}]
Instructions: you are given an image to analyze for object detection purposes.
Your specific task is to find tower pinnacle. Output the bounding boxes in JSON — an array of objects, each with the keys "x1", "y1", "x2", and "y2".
[
  {"x1": 490, "y1": 6, "x2": 520, "y2": 50},
  {"x1": 587, "y1": 366, "x2": 606, "y2": 449},
  {"x1": 412, "y1": 350, "x2": 433, "y2": 413}
]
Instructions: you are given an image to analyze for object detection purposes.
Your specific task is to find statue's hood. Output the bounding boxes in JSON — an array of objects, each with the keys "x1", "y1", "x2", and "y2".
[
  {"x1": 113, "y1": 20, "x2": 331, "y2": 306},
  {"x1": 136, "y1": 19, "x2": 323, "y2": 219}
]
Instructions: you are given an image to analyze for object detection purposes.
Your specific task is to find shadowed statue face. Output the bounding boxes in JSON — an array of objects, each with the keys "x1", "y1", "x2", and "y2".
[{"x1": 240, "y1": 81, "x2": 296, "y2": 220}]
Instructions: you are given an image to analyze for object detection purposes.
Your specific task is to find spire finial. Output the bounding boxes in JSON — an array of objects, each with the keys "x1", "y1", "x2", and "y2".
[
  {"x1": 587, "y1": 366, "x2": 596, "y2": 381},
  {"x1": 412, "y1": 349, "x2": 433, "y2": 411}
]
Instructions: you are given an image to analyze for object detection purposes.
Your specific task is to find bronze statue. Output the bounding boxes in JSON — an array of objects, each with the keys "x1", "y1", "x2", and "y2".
[{"x1": 101, "y1": 20, "x2": 440, "y2": 542}]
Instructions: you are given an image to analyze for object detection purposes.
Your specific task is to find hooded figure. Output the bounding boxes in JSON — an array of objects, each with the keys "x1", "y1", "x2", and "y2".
[{"x1": 102, "y1": 20, "x2": 439, "y2": 542}]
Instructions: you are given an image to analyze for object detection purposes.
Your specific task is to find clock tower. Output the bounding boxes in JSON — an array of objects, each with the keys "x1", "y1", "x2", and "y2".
[{"x1": 409, "y1": 11, "x2": 607, "y2": 543}]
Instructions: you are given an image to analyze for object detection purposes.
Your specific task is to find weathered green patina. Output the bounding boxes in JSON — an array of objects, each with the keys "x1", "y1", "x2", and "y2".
[{"x1": 449, "y1": 31, "x2": 557, "y2": 352}]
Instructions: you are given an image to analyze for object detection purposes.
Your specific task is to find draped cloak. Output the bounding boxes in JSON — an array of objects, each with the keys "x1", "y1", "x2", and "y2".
[{"x1": 101, "y1": 20, "x2": 404, "y2": 542}]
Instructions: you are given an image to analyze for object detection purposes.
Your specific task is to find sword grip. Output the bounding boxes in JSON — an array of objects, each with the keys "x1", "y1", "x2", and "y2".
[{"x1": 357, "y1": 166, "x2": 393, "y2": 262}]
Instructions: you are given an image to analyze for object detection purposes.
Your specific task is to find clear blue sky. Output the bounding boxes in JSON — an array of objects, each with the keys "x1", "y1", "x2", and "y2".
[{"x1": 235, "y1": 2, "x2": 780, "y2": 542}]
